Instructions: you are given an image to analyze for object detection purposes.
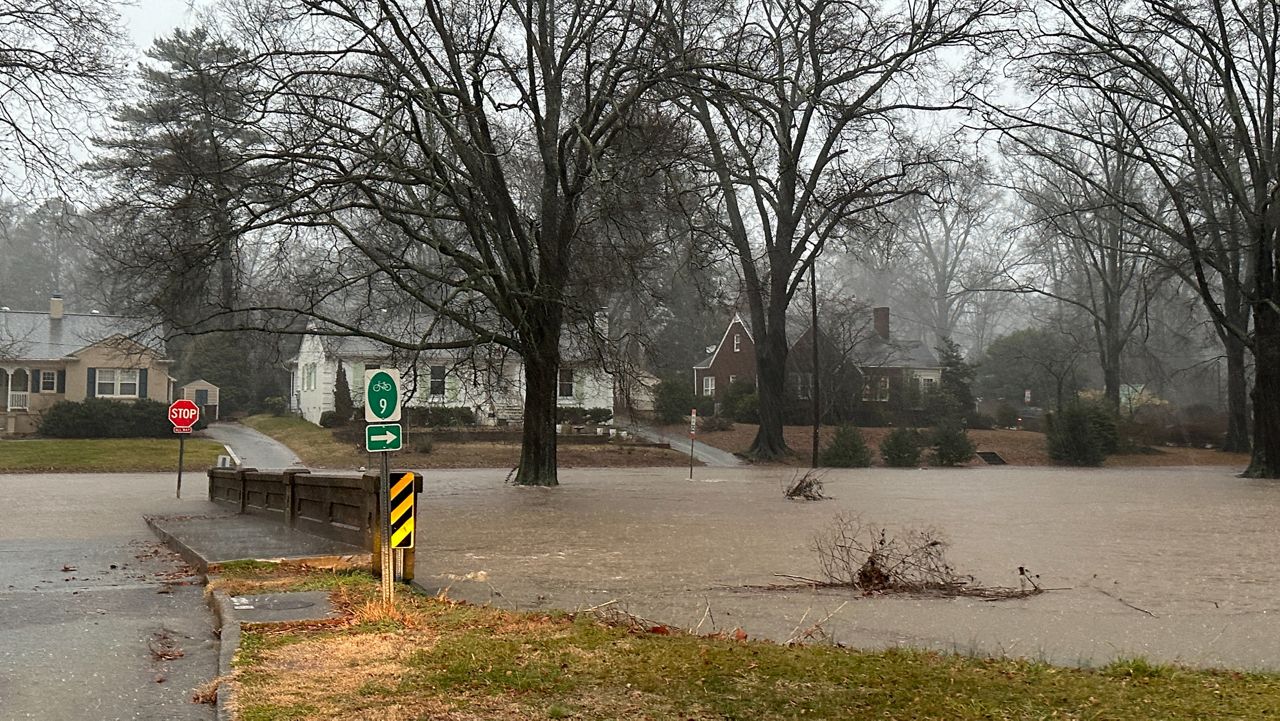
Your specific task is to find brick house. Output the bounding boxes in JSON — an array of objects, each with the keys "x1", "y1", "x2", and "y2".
[
  {"x1": 696, "y1": 307, "x2": 942, "y2": 422},
  {"x1": 0, "y1": 296, "x2": 174, "y2": 435},
  {"x1": 692, "y1": 313, "x2": 757, "y2": 405}
]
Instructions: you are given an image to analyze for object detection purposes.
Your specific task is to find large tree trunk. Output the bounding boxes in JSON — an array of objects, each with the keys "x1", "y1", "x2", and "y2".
[
  {"x1": 1245, "y1": 300, "x2": 1280, "y2": 477},
  {"x1": 1223, "y1": 333, "x2": 1250, "y2": 453},
  {"x1": 514, "y1": 314, "x2": 561, "y2": 487},
  {"x1": 748, "y1": 303, "x2": 792, "y2": 460}
]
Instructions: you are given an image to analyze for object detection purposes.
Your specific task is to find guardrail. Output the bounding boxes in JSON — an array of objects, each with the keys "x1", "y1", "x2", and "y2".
[{"x1": 207, "y1": 468, "x2": 421, "y2": 581}]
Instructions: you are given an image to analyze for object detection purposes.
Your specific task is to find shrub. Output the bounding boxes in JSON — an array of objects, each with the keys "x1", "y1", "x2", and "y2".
[
  {"x1": 403, "y1": 406, "x2": 477, "y2": 427},
  {"x1": 722, "y1": 380, "x2": 759, "y2": 423},
  {"x1": 1077, "y1": 397, "x2": 1120, "y2": 455},
  {"x1": 966, "y1": 412, "x2": 995, "y2": 430},
  {"x1": 38, "y1": 399, "x2": 196, "y2": 438},
  {"x1": 412, "y1": 435, "x2": 434, "y2": 454},
  {"x1": 332, "y1": 365, "x2": 354, "y2": 425},
  {"x1": 700, "y1": 414, "x2": 734, "y2": 432},
  {"x1": 994, "y1": 402, "x2": 1019, "y2": 428},
  {"x1": 820, "y1": 425, "x2": 873, "y2": 468},
  {"x1": 557, "y1": 406, "x2": 613, "y2": 425},
  {"x1": 1046, "y1": 401, "x2": 1110, "y2": 466},
  {"x1": 880, "y1": 427, "x2": 923, "y2": 467},
  {"x1": 261, "y1": 396, "x2": 289, "y2": 416},
  {"x1": 318, "y1": 410, "x2": 344, "y2": 428},
  {"x1": 653, "y1": 376, "x2": 697, "y2": 424},
  {"x1": 930, "y1": 423, "x2": 976, "y2": 466}
]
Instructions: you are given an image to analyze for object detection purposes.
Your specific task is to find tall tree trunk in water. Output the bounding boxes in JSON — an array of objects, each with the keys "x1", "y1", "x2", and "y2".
[
  {"x1": 1223, "y1": 332, "x2": 1250, "y2": 453},
  {"x1": 514, "y1": 303, "x2": 562, "y2": 486},
  {"x1": 748, "y1": 302, "x2": 792, "y2": 460},
  {"x1": 1246, "y1": 297, "x2": 1280, "y2": 477}
]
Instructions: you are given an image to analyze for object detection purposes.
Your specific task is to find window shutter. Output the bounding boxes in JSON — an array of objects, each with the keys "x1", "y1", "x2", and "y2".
[
  {"x1": 56, "y1": 370, "x2": 66, "y2": 394},
  {"x1": 87, "y1": 368, "x2": 96, "y2": 398},
  {"x1": 30, "y1": 371, "x2": 39, "y2": 394},
  {"x1": 138, "y1": 369, "x2": 149, "y2": 399}
]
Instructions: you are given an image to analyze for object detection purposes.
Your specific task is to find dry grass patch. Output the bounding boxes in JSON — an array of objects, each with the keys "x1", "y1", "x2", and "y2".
[{"x1": 226, "y1": 567, "x2": 1280, "y2": 720}]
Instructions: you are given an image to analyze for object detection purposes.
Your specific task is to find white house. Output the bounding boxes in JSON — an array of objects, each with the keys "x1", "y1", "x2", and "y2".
[{"x1": 288, "y1": 333, "x2": 614, "y2": 426}]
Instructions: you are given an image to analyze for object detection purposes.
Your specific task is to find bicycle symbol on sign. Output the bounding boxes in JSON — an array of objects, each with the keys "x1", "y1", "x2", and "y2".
[{"x1": 371, "y1": 380, "x2": 395, "y2": 392}]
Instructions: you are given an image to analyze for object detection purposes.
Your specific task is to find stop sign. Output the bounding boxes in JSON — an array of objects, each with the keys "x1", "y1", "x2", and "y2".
[{"x1": 169, "y1": 399, "x2": 200, "y2": 433}]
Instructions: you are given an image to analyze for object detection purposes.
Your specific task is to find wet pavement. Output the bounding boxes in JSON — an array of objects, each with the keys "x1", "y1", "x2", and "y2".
[
  {"x1": 0, "y1": 473, "x2": 217, "y2": 720},
  {"x1": 148, "y1": 512, "x2": 368, "y2": 573},
  {"x1": 412, "y1": 464, "x2": 1280, "y2": 670},
  {"x1": 201, "y1": 422, "x2": 301, "y2": 469},
  {"x1": 624, "y1": 417, "x2": 742, "y2": 467}
]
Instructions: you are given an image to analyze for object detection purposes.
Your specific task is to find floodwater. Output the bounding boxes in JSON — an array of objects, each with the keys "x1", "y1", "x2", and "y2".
[{"x1": 413, "y1": 464, "x2": 1280, "y2": 670}]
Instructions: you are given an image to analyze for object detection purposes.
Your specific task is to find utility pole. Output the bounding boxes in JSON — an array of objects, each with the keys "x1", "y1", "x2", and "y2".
[{"x1": 810, "y1": 262, "x2": 820, "y2": 468}]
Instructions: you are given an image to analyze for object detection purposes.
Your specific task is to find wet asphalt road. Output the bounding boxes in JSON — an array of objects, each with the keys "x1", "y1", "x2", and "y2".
[
  {"x1": 201, "y1": 422, "x2": 301, "y2": 469},
  {"x1": 0, "y1": 473, "x2": 216, "y2": 720},
  {"x1": 414, "y1": 463, "x2": 1280, "y2": 670}
]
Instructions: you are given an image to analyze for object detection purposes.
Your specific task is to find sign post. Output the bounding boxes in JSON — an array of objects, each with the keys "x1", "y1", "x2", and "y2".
[
  {"x1": 689, "y1": 408, "x2": 697, "y2": 480},
  {"x1": 365, "y1": 369, "x2": 402, "y2": 604},
  {"x1": 169, "y1": 399, "x2": 200, "y2": 498}
]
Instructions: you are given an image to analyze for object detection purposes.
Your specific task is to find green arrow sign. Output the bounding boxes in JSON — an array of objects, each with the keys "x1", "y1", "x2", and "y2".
[
  {"x1": 364, "y1": 369, "x2": 401, "y2": 422},
  {"x1": 366, "y1": 423, "x2": 402, "y2": 452}
]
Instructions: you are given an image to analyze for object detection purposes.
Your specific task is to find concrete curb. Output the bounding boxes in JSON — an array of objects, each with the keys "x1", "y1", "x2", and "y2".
[
  {"x1": 208, "y1": 587, "x2": 240, "y2": 721},
  {"x1": 144, "y1": 515, "x2": 211, "y2": 577}
]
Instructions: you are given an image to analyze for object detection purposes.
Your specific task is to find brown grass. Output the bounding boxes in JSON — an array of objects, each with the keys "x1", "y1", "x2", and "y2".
[{"x1": 672, "y1": 423, "x2": 1249, "y2": 468}]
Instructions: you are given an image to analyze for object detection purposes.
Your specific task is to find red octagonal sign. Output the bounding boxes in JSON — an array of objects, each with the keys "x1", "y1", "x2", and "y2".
[{"x1": 169, "y1": 399, "x2": 200, "y2": 434}]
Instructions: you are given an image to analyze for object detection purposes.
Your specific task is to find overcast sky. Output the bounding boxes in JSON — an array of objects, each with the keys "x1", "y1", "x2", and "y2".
[{"x1": 121, "y1": 0, "x2": 202, "y2": 55}]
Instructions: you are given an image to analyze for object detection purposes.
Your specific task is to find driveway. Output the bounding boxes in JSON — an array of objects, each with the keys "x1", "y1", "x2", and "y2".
[
  {"x1": 0, "y1": 473, "x2": 216, "y2": 720},
  {"x1": 203, "y1": 422, "x2": 301, "y2": 469},
  {"x1": 413, "y1": 464, "x2": 1280, "y2": 671}
]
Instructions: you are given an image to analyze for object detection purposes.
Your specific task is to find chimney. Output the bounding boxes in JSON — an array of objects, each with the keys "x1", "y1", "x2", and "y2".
[
  {"x1": 873, "y1": 306, "x2": 890, "y2": 340},
  {"x1": 49, "y1": 294, "x2": 64, "y2": 321}
]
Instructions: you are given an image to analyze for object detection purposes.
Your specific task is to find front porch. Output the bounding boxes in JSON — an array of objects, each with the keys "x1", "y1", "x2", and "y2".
[{"x1": 0, "y1": 368, "x2": 34, "y2": 435}]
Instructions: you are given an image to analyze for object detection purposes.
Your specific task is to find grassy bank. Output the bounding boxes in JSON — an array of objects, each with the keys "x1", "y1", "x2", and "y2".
[
  {"x1": 224, "y1": 566, "x2": 1280, "y2": 720},
  {"x1": 0, "y1": 437, "x2": 224, "y2": 473},
  {"x1": 241, "y1": 414, "x2": 692, "y2": 470}
]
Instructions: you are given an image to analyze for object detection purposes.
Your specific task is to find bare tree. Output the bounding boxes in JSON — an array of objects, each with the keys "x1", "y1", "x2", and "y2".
[
  {"x1": 230, "y1": 0, "x2": 686, "y2": 485},
  {"x1": 991, "y1": 0, "x2": 1280, "y2": 475},
  {"x1": 668, "y1": 0, "x2": 1016, "y2": 459},
  {"x1": 0, "y1": 0, "x2": 124, "y2": 194}
]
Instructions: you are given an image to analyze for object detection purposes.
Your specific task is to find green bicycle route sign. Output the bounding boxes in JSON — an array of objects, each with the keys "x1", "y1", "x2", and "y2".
[{"x1": 364, "y1": 369, "x2": 401, "y2": 422}]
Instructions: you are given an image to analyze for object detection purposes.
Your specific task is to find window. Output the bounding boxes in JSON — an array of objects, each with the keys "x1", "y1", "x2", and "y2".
[
  {"x1": 97, "y1": 368, "x2": 139, "y2": 398},
  {"x1": 302, "y1": 364, "x2": 317, "y2": 391},
  {"x1": 921, "y1": 377, "x2": 937, "y2": 394},
  {"x1": 733, "y1": 334, "x2": 741, "y2": 352},
  {"x1": 429, "y1": 365, "x2": 446, "y2": 397},
  {"x1": 728, "y1": 374, "x2": 737, "y2": 385},
  {"x1": 861, "y1": 375, "x2": 890, "y2": 403},
  {"x1": 558, "y1": 368, "x2": 575, "y2": 398},
  {"x1": 796, "y1": 373, "x2": 812, "y2": 400},
  {"x1": 702, "y1": 375, "x2": 715, "y2": 396},
  {"x1": 40, "y1": 370, "x2": 56, "y2": 392}
]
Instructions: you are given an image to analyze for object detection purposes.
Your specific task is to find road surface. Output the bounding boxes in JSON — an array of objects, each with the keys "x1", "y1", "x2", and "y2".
[{"x1": 0, "y1": 473, "x2": 217, "y2": 720}]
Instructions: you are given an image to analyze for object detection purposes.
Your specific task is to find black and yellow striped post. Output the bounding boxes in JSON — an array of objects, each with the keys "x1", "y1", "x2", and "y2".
[{"x1": 390, "y1": 472, "x2": 415, "y2": 550}]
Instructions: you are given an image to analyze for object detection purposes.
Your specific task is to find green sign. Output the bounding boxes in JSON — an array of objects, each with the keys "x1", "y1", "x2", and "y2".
[
  {"x1": 366, "y1": 423, "x2": 402, "y2": 452},
  {"x1": 364, "y1": 369, "x2": 401, "y2": 422}
]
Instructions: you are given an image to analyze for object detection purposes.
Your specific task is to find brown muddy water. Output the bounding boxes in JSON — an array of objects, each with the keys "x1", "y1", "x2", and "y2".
[{"x1": 414, "y1": 464, "x2": 1280, "y2": 670}]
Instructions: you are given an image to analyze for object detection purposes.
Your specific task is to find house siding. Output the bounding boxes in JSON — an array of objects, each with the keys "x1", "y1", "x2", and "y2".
[{"x1": 693, "y1": 317, "x2": 757, "y2": 405}]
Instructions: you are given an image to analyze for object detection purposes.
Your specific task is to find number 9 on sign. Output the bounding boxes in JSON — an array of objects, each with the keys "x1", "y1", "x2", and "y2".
[{"x1": 364, "y1": 369, "x2": 402, "y2": 423}]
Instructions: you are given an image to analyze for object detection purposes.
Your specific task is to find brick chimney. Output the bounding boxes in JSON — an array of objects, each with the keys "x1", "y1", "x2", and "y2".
[
  {"x1": 49, "y1": 294, "x2": 64, "y2": 321},
  {"x1": 873, "y1": 306, "x2": 890, "y2": 340}
]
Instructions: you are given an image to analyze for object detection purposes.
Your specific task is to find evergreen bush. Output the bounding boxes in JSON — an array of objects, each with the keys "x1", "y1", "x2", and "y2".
[
  {"x1": 1047, "y1": 401, "x2": 1111, "y2": 466},
  {"x1": 38, "y1": 399, "x2": 195, "y2": 438},
  {"x1": 722, "y1": 379, "x2": 759, "y2": 423},
  {"x1": 930, "y1": 423, "x2": 976, "y2": 466},
  {"x1": 820, "y1": 425, "x2": 873, "y2": 467},
  {"x1": 654, "y1": 376, "x2": 697, "y2": 424},
  {"x1": 880, "y1": 427, "x2": 923, "y2": 467},
  {"x1": 332, "y1": 366, "x2": 354, "y2": 425}
]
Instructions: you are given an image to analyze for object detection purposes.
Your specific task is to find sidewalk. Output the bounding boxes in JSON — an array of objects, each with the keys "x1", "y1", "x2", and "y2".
[
  {"x1": 623, "y1": 417, "x2": 743, "y2": 467},
  {"x1": 201, "y1": 422, "x2": 302, "y2": 469},
  {"x1": 146, "y1": 504, "x2": 368, "y2": 574}
]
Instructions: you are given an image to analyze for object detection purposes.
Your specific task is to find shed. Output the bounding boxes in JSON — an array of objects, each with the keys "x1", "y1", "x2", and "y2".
[{"x1": 180, "y1": 379, "x2": 221, "y2": 421}]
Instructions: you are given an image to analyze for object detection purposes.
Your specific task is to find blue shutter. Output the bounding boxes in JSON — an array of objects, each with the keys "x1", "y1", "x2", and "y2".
[
  {"x1": 87, "y1": 368, "x2": 96, "y2": 398},
  {"x1": 138, "y1": 369, "x2": 149, "y2": 399},
  {"x1": 56, "y1": 370, "x2": 65, "y2": 394},
  {"x1": 30, "y1": 370, "x2": 39, "y2": 394}
]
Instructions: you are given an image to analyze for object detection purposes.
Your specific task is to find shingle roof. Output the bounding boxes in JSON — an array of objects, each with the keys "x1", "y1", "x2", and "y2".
[{"x1": 0, "y1": 310, "x2": 163, "y2": 361}]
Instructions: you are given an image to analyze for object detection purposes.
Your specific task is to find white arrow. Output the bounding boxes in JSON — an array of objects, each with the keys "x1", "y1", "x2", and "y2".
[{"x1": 370, "y1": 429, "x2": 399, "y2": 444}]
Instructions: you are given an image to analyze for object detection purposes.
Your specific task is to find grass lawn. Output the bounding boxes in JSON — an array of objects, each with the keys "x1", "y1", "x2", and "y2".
[
  {"x1": 222, "y1": 565, "x2": 1280, "y2": 721},
  {"x1": 0, "y1": 437, "x2": 224, "y2": 473},
  {"x1": 672, "y1": 423, "x2": 1252, "y2": 468},
  {"x1": 242, "y1": 414, "x2": 694, "y2": 470}
]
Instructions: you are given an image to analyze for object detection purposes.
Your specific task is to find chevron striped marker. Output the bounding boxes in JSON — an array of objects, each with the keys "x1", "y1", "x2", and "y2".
[{"x1": 389, "y1": 472, "x2": 415, "y2": 549}]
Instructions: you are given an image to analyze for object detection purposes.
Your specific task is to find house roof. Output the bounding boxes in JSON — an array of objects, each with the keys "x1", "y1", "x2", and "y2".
[
  {"x1": 692, "y1": 313, "x2": 753, "y2": 371},
  {"x1": 0, "y1": 309, "x2": 164, "y2": 362},
  {"x1": 860, "y1": 336, "x2": 940, "y2": 369}
]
